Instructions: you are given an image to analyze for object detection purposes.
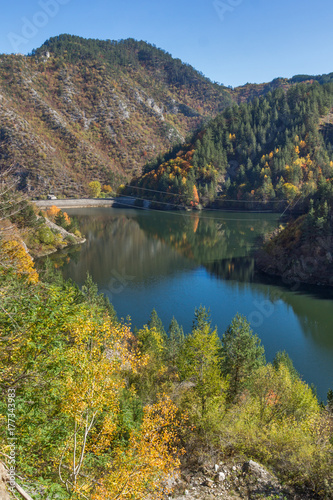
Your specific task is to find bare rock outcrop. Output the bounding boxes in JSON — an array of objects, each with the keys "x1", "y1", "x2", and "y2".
[{"x1": 168, "y1": 460, "x2": 306, "y2": 499}]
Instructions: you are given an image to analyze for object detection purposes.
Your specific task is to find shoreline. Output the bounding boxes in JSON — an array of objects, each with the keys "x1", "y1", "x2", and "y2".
[
  {"x1": 32, "y1": 198, "x2": 119, "y2": 209},
  {"x1": 32, "y1": 197, "x2": 287, "y2": 214}
]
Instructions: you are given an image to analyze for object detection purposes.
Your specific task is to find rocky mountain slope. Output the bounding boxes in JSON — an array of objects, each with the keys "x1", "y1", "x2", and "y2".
[
  {"x1": 0, "y1": 35, "x2": 233, "y2": 197},
  {"x1": 170, "y1": 459, "x2": 311, "y2": 499}
]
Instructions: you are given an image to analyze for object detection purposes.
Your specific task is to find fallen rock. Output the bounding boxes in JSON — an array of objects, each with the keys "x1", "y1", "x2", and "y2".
[
  {"x1": 167, "y1": 459, "x2": 301, "y2": 500},
  {"x1": 242, "y1": 460, "x2": 276, "y2": 483},
  {"x1": 242, "y1": 460, "x2": 285, "y2": 498},
  {"x1": 215, "y1": 471, "x2": 226, "y2": 482}
]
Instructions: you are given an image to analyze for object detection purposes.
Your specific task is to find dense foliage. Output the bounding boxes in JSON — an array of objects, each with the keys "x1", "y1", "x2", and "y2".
[
  {"x1": 1, "y1": 199, "x2": 333, "y2": 498},
  {"x1": 129, "y1": 82, "x2": 333, "y2": 209},
  {"x1": 290, "y1": 73, "x2": 333, "y2": 85}
]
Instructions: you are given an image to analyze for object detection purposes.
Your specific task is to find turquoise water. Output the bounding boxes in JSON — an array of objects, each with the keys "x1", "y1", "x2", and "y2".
[{"x1": 51, "y1": 207, "x2": 333, "y2": 401}]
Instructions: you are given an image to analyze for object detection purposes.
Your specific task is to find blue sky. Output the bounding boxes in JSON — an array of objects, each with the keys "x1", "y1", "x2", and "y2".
[{"x1": 1, "y1": 0, "x2": 332, "y2": 87}]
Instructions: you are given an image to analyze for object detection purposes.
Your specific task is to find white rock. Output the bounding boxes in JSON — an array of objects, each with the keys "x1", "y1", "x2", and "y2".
[
  {"x1": 218, "y1": 472, "x2": 226, "y2": 482},
  {"x1": 214, "y1": 464, "x2": 219, "y2": 472}
]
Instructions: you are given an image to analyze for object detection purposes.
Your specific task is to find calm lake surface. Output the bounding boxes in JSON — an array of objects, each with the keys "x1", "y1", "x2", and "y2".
[{"x1": 50, "y1": 207, "x2": 333, "y2": 400}]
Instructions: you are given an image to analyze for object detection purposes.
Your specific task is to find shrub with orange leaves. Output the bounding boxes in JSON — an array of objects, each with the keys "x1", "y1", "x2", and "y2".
[
  {"x1": 46, "y1": 205, "x2": 61, "y2": 220},
  {"x1": 102, "y1": 184, "x2": 113, "y2": 193},
  {"x1": 62, "y1": 211, "x2": 71, "y2": 226}
]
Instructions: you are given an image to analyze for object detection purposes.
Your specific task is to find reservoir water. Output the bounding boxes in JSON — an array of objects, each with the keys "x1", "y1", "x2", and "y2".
[{"x1": 50, "y1": 207, "x2": 333, "y2": 401}]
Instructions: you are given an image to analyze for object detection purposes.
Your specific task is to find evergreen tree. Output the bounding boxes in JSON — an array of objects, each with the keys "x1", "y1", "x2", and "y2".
[
  {"x1": 81, "y1": 272, "x2": 99, "y2": 303},
  {"x1": 273, "y1": 350, "x2": 299, "y2": 380},
  {"x1": 147, "y1": 308, "x2": 167, "y2": 341},
  {"x1": 192, "y1": 305, "x2": 211, "y2": 330},
  {"x1": 179, "y1": 310, "x2": 223, "y2": 415},
  {"x1": 327, "y1": 388, "x2": 333, "y2": 413},
  {"x1": 81, "y1": 272, "x2": 117, "y2": 320},
  {"x1": 168, "y1": 317, "x2": 185, "y2": 365},
  {"x1": 220, "y1": 314, "x2": 265, "y2": 401}
]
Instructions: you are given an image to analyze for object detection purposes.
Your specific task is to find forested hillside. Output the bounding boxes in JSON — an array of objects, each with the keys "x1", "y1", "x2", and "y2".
[
  {"x1": 0, "y1": 35, "x2": 233, "y2": 197},
  {"x1": 128, "y1": 81, "x2": 333, "y2": 210}
]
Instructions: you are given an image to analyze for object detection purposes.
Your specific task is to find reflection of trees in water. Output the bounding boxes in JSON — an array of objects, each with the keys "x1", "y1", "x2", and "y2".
[
  {"x1": 48, "y1": 214, "x2": 194, "y2": 286},
  {"x1": 135, "y1": 212, "x2": 277, "y2": 285},
  {"x1": 47, "y1": 209, "x2": 333, "y2": 354},
  {"x1": 225, "y1": 275, "x2": 333, "y2": 351},
  {"x1": 203, "y1": 255, "x2": 333, "y2": 352},
  {"x1": 38, "y1": 245, "x2": 82, "y2": 270},
  {"x1": 136, "y1": 212, "x2": 278, "y2": 265},
  {"x1": 47, "y1": 210, "x2": 278, "y2": 287},
  {"x1": 206, "y1": 257, "x2": 255, "y2": 283}
]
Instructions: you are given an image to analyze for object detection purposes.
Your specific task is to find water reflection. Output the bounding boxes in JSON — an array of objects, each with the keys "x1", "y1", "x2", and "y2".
[
  {"x1": 136, "y1": 210, "x2": 277, "y2": 264},
  {"x1": 206, "y1": 257, "x2": 255, "y2": 283},
  {"x1": 45, "y1": 208, "x2": 333, "y2": 399},
  {"x1": 50, "y1": 211, "x2": 195, "y2": 287}
]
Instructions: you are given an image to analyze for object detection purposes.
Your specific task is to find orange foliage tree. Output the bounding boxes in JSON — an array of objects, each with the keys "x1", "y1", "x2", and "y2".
[
  {"x1": 192, "y1": 185, "x2": 199, "y2": 205},
  {"x1": 62, "y1": 211, "x2": 71, "y2": 226},
  {"x1": 46, "y1": 206, "x2": 71, "y2": 227},
  {"x1": 46, "y1": 205, "x2": 61, "y2": 220}
]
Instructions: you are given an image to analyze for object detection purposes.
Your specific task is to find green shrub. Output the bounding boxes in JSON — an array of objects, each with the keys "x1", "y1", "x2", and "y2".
[
  {"x1": 38, "y1": 226, "x2": 55, "y2": 245},
  {"x1": 65, "y1": 235, "x2": 76, "y2": 245},
  {"x1": 54, "y1": 233, "x2": 64, "y2": 248}
]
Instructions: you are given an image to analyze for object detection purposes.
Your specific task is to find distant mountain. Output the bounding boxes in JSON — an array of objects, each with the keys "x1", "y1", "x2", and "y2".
[
  {"x1": 0, "y1": 34, "x2": 233, "y2": 197},
  {"x1": 233, "y1": 78, "x2": 292, "y2": 103},
  {"x1": 233, "y1": 74, "x2": 333, "y2": 103}
]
